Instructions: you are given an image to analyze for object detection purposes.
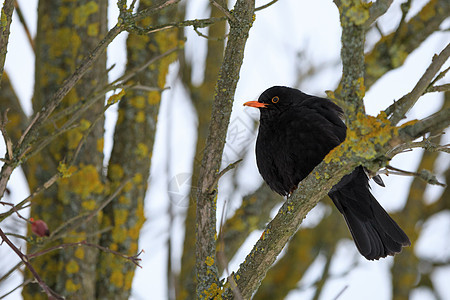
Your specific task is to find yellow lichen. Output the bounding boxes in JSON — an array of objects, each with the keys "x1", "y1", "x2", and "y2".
[
  {"x1": 129, "y1": 242, "x2": 138, "y2": 254},
  {"x1": 130, "y1": 96, "x2": 146, "y2": 109},
  {"x1": 123, "y1": 181, "x2": 133, "y2": 193},
  {"x1": 110, "y1": 270, "x2": 124, "y2": 287},
  {"x1": 124, "y1": 271, "x2": 135, "y2": 290},
  {"x1": 342, "y1": 0, "x2": 370, "y2": 25},
  {"x1": 65, "y1": 260, "x2": 80, "y2": 274},
  {"x1": 65, "y1": 279, "x2": 80, "y2": 293},
  {"x1": 81, "y1": 199, "x2": 96, "y2": 210},
  {"x1": 419, "y1": 0, "x2": 436, "y2": 21},
  {"x1": 73, "y1": 1, "x2": 99, "y2": 27},
  {"x1": 110, "y1": 243, "x2": 118, "y2": 251},
  {"x1": 112, "y1": 226, "x2": 127, "y2": 243},
  {"x1": 59, "y1": 164, "x2": 103, "y2": 199},
  {"x1": 107, "y1": 89, "x2": 126, "y2": 105},
  {"x1": 205, "y1": 256, "x2": 214, "y2": 266},
  {"x1": 118, "y1": 195, "x2": 130, "y2": 205},
  {"x1": 79, "y1": 119, "x2": 91, "y2": 131},
  {"x1": 114, "y1": 209, "x2": 129, "y2": 226},
  {"x1": 135, "y1": 110, "x2": 146, "y2": 123},
  {"x1": 324, "y1": 112, "x2": 397, "y2": 164},
  {"x1": 109, "y1": 164, "x2": 124, "y2": 182},
  {"x1": 74, "y1": 247, "x2": 85, "y2": 260},
  {"x1": 58, "y1": 163, "x2": 77, "y2": 178},
  {"x1": 87, "y1": 22, "x2": 99, "y2": 37},
  {"x1": 67, "y1": 129, "x2": 83, "y2": 150},
  {"x1": 97, "y1": 137, "x2": 104, "y2": 153},
  {"x1": 135, "y1": 143, "x2": 149, "y2": 159},
  {"x1": 133, "y1": 173, "x2": 143, "y2": 184},
  {"x1": 47, "y1": 28, "x2": 81, "y2": 59},
  {"x1": 202, "y1": 282, "x2": 222, "y2": 300}
]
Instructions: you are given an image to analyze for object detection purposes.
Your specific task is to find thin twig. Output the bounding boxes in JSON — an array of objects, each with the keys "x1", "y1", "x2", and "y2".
[
  {"x1": 128, "y1": 0, "x2": 181, "y2": 24},
  {"x1": 427, "y1": 66, "x2": 450, "y2": 89},
  {"x1": 426, "y1": 83, "x2": 450, "y2": 94},
  {"x1": 365, "y1": 0, "x2": 393, "y2": 28},
  {"x1": 385, "y1": 44, "x2": 450, "y2": 125},
  {"x1": 193, "y1": 26, "x2": 228, "y2": 41},
  {"x1": 111, "y1": 46, "x2": 180, "y2": 85},
  {"x1": 0, "y1": 201, "x2": 29, "y2": 221},
  {"x1": 0, "y1": 228, "x2": 64, "y2": 300},
  {"x1": 129, "y1": 16, "x2": 227, "y2": 35},
  {"x1": 13, "y1": 0, "x2": 34, "y2": 51},
  {"x1": 333, "y1": 285, "x2": 349, "y2": 300},
  {"x1": 0, "y1": 173, "x2": 59, "y2": 221},
  {"x1": 210, "y1": 0, "x2": 236, "y2": 22},
  {"x1": 255, "y1": 0, "x2": 279, "y2": 11},
  {"x1": 391, "y1": 0, "x2": 411, "y2": 45},
  {"x1": 387, "y1": 134, "x2": 449, "y2": 157},
  {"x1": 17, "y1": 112, "x2": 40, "y2": 148},
  {"x1": 208, "y1": 159, "x2": 242, "y2": 193},
  {"x1": 0, "y1": 109, "x2": 13, "y2": 161},
  {"x1": 28, "y1": 240, "x2": 144, "y2": 267},
  {"x1": 0, "y1": 278, "x2": 33, "y2": 299},
  {"x1": 382, "y1": 165, "x2": 446, "y2": 187}
]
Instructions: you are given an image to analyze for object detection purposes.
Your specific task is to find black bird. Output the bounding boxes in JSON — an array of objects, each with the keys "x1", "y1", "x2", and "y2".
[{"x1": 244, "y1": 86, "x2": 410, "y2": 260}]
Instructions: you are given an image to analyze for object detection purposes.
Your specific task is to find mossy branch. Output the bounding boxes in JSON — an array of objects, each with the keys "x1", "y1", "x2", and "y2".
[
  {"x1": 335, "y1": 0, "x2": 369, "y2": 129},
  {"x1": 195, "y1": 0, "x2": 255, "y2": 298},
  {"x1": 0, "y1": 0, "x2": 14, "y2": 84}
]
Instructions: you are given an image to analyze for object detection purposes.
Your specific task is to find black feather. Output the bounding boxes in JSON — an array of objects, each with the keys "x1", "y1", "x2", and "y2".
[{"x1": 247, "y1": 86, "x2": 410, "y2": 260}]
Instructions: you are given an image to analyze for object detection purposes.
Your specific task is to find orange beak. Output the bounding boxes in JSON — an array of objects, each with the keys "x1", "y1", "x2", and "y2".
[{"x1": 243, "y1": 101, "x2": 267, "y2": 108}]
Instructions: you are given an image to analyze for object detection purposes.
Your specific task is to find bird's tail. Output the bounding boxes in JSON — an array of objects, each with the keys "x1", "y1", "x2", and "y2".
[{"x1": 328, "y1": 167, "x2": 411, "y2": 260}]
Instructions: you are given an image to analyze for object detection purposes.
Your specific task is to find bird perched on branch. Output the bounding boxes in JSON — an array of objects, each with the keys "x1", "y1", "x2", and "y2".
[{"x1": 244, "y1": 86, "x2": 410, "y2": 260}]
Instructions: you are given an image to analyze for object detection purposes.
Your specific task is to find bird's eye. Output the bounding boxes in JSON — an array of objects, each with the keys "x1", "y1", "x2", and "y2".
[{"x1": 271, "y1": 96, "x2": 279, "y2": 103}]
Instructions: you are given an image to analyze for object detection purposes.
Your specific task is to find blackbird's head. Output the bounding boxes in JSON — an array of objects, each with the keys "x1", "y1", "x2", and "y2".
[{"x1": 243, "y1": 86, "x2": 306, "y2": 115}]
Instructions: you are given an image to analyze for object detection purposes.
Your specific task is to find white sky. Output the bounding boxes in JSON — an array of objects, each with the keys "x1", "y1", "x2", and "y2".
[{"x1": 1, "y1": 0, "x2": 449, "y2": 299}]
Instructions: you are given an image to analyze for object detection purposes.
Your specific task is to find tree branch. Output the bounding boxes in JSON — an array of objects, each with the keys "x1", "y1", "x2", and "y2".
[
  {"x1": 0, "y1": 228, "x2": 64, "y2": 300},
  {"x1": 398, "y1": 107, "x2": 450, "y2": 140},
  {"x1": 0, "y1": 0, "x2": 14, "y2": 84},
  {"x1": 385, "y1": 43, "x2": 450, "y2": 125},
  {"x1": 365, "y1": 0, "x2": 450, "y2": 89},
  {"x1": 195, "y1": 0, "x2": 255, "y2": 298},
  {"x1": 335, "y1": 0, "x2": 369, "y2": 128},
  {"x1": 365, "y1": 0, "x2": 393, "y2": 28}
]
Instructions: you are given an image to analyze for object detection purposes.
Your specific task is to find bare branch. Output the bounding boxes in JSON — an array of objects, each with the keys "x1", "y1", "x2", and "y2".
[
  {"x1": 0, "y1": 173, "x2": 59, "y2": 221},
  {"x1": 208, "y1": 159, "x2": 242, "y2": 193},
  {"x1": 399, "y1": 107, "x2": 450, "y2": 140},
  {"x1": 28, "y1": 240, "x2": 143, "y2": 268},
  {"x1": 195, "y1": 0, "x2": 255, "y2": 297},
  {"x1": 365, "y1": 0, "x2": 393, "y2": 28},
  {"x1": 0, "y1": 278, "x2": 33, "y2": 299},
  {"x1": 255, "y1": 0, "x2": 279, "y2": 11},
  {"x1": 382, "y1": 165, "x2": 446, "y2": 187},
  {"x1": 0, "y1": 228, "x2": 64, "y2": 300},
  {"x1": 210, "y1": 0, "x2": 236, "y2": 22},
  {"x1": 0, "y1": 0, "x2": 14, "y2": 84},
  {"x1": 125, "y1": 0, "x2": 181, "y2": 24},
  {"x1": 387, "y1": 134, "x2": 449, "y2": 157},
  {"x1": 13, "y1": 0, "x2": 34, "y2": 50},
  {"x1": 426, "y1": 83, "x2": 450, "y2": 94},
  {"x1": 386, "y1": 44, "x2": 450, "y2": 125}
]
